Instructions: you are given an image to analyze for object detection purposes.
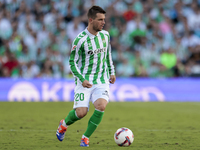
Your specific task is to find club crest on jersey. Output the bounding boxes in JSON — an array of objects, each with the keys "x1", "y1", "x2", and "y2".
[
  {"x1": 102, "y1": 38, "x2": 106, "y2": 44},
  {"x1": 88, "y1": 47, "x2": 106, "y2": 55}
]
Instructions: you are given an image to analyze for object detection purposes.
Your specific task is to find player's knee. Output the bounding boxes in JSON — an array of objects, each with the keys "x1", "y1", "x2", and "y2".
[
  {"x1": 77, "y1": 113, "x2": 87, "y2": 118},
  {"x1": 96, "y1": 104, "x2": 106, "y2": 111},
  {"x1": 94, "y1": 99, "x2": 108, "y2": 111},
  {"x1": 75, "y1": 107, "x2": 88, "y2": 118}
]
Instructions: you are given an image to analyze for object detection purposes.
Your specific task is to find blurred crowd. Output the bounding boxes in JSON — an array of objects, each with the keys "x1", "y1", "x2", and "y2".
[{"x1": 0, "y1": 0, "x2": 200, "y2": 79}]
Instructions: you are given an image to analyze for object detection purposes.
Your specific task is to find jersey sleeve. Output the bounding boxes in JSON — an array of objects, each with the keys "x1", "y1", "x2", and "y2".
[
  {"x1": 106, "y1": 36, "x2": 115, "y2": 76},
  {"x1": 69, "y1": 40, "x2": 85, "y2": 83}
]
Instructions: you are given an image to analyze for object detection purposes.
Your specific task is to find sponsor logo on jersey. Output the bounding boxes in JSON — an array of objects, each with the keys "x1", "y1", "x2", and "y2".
[{"x1": 88, "y1": 47, "x2": 106, "y2": 55}]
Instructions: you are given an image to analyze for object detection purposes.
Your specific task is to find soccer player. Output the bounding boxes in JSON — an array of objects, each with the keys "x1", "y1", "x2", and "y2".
[{"x1": 56, "y1": 5, "x2": 116, "y2": 147}]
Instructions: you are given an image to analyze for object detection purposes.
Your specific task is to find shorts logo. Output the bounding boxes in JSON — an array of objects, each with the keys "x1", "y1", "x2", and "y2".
[{"x1": 102, "y1": 90, "x2": 109, "y2": 97}]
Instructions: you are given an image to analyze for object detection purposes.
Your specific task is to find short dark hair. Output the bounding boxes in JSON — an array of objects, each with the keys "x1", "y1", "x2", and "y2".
[{"x1": 87, "y1": 6, "x2": 106, "y2": 19}]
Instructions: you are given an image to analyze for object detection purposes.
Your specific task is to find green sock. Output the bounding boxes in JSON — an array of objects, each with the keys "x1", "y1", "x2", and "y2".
[
  {"x1": 65, "y1": 109, "x2": 80, "y2": 126},
  {"x1": 84, "y1": 109, "x2": 104, "y2": 138}
]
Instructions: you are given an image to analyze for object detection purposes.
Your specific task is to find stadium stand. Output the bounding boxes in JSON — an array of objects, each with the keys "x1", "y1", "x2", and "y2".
[{"x1": 0, "y1": 0, "x2": 200, "y2": 78}]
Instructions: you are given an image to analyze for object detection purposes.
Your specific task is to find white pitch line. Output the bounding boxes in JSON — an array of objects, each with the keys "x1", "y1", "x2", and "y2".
[
  {"x1": 0, "y1": 129, "x2": 199, "y2": 132},
  {"x1": 138, "y1": 129, "x2": 200, "y2": 132},
  {"x1": 0, "y1": 129, "x2": 113, "y2": 132},
  {"x1": 0, "y1": 129, "x2": 55, "y2": 132}
]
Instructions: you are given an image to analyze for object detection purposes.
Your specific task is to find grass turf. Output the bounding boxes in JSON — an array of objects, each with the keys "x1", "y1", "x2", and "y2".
[{"x1": 0, "y1": 102, "x2": 200, "y2": 150}]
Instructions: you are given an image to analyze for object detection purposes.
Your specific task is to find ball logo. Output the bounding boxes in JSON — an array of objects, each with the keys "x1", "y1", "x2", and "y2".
[{"x1": 8, "y1": 82, "x2": 40, "y2": 101}]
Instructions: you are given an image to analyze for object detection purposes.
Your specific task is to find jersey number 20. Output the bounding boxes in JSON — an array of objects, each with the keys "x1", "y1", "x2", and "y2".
[{"x1": 75, "y1": 93, "x2": 84, "y2": 101}]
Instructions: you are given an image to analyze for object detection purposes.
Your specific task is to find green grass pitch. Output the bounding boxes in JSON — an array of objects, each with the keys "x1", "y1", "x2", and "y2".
[{"x1": 0, "y1": 102, "x2": 200, "y2": 150}]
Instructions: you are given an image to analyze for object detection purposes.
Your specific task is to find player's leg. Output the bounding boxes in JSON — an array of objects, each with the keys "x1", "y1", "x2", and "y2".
[
  {"x1": 80, "y1": 84, "x2": 109, "y2": 147},
  {"x1": 56, "y1": 83, "x2": 91, "y2": 142},
  {"x1": 56, "y1": 108, "x2": 88, "y2": 142},
  {"x1": 65, "y1": 107, "x2": 87, "y2": 125},
  {"x1": 83, "y1": 98, "x2": 107, "y2": 136}
]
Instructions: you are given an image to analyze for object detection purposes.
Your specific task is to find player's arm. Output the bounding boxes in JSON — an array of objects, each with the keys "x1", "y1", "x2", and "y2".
[
  {"x1": 106, "y1": 43, "x2": 116, "y2": 84},
  {"x1": 69, "y1": 41, "x2": 85, "y2": 83},
  {"x1": 69, "y1": 41, "x2": 92, "y2": 88}
]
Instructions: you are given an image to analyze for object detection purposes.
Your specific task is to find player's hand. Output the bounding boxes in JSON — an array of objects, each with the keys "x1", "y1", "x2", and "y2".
[
  {"x1": 82, "y1": 80, "x2": 93, "y2": 88},
  {"x1": 109, "y1": 75, "x2": 116, "y2": 84}
]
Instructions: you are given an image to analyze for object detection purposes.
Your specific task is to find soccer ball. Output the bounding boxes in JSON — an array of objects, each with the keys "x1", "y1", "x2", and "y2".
[{"x1": 114, "y1": 127, "x2": 134, "y2": 147}]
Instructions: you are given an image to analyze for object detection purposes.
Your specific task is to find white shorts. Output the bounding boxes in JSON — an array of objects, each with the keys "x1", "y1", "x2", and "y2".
[{"x1": 73, "y1": 82, "x2": 110, "y2": 110}]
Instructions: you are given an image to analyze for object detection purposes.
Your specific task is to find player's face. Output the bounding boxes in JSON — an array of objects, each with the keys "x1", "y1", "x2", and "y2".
[{"x1": 92, "y1": 13, "x2": 105, "y2": 32}]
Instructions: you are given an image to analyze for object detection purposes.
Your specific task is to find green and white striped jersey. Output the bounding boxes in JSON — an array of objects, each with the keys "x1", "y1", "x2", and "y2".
[{"x1": 69, "y1": 28, "x2": 115, "y2": 85}]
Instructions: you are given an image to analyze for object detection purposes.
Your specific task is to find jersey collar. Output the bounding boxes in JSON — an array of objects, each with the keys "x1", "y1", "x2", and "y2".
[{"x1": 85, "y1": 27, "x2": 99, "y2": 38}]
